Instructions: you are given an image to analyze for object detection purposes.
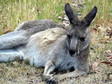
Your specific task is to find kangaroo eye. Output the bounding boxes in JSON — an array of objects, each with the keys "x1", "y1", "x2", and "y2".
[{"x1": 79, "y1": 37, "x2": 85, "y2": 41}]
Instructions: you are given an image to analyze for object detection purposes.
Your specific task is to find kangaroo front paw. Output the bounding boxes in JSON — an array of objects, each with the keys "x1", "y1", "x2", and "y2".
[
  {"x1": 45, "y1": 75, "x2": 58, "y2": 84},
  {"x1": 46, "y1": 79, "x2": 58, "y2": 84}
]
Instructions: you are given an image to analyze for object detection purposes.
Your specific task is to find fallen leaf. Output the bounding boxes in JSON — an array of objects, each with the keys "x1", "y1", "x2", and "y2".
[
  {"x1": 58, "y1": 16, "x2": 63, "y2": 20},
  {"x1": 107, "y1": 56, "x2": 112, "y2": 59},
  {"x1": 92, "y1": 62, "x2": 99, "y2": 71},
  {"x1": 100, "y1": 37, "x2": 111, "y2": 43},
  {"x1": 105, "y1": 50, "x2": 112, "y2": 61},
  {"x1": 106, "y1": 27, "x2": 112, "y2": 38},
  {"x1": 101, "y1": 61, "x2": 112, "y2": 66},
  {"x1": 91, "y1": 28, "x2": 97, "y2": 32},
  {"x1": 105, "y1": 50, "x2": 111, "y2": 54},
  {"x1": 4, "y1": 30, "x2": 11, "y2": 34},
  {"x1": 110, "y1": 74, "x2": 112, "y2": 79}
]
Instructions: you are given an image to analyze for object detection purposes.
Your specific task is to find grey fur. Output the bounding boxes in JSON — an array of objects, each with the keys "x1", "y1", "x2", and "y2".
[
  {"x1": 0, "y1": 3, "x2": 97, "y2": 82},
  {"x1": 0, "y1": 19, "x2": 62, "y2": 50}
]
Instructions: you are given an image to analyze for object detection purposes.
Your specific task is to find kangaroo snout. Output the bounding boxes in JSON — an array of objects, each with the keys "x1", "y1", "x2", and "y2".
[
  {"x1": 69, "y1": 49, "x2": 76, "y2": 56},
  {"x1": 68, "y1": 38, "x2": 78, "y2": 56}
]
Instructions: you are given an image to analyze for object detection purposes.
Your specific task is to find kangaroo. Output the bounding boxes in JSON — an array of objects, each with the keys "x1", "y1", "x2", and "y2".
[{"x1": 0, "y1": 3, "x2": 97, "y2": 84}]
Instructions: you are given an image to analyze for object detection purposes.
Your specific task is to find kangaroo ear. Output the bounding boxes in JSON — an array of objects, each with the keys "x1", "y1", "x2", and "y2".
[
  {"x1": 81, "y1": 6, "x2": 97, "y2": 27},
  {"x1": 65, "y1": 3, "x2": 79, "y2": 25}
]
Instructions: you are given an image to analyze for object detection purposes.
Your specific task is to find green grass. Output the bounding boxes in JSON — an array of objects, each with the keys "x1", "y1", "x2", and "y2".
[
  {"x1": 0, "y1": 0, "x2": 70, "y2": 35},
  {"x1": 0, "y1": 0, "x2": 112, "y2": 34},
  {"x1": 81, "y1": 0, "x2": 112, "y2": 26}
]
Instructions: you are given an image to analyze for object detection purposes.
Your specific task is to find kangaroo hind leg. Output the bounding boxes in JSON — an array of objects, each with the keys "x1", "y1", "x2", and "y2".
[
  {"x1": 0, "y1": 31, "x2": 27, "y2": 50},
  {"x1": 0, "y1": 49, "x2": 24, "y2": 62}
]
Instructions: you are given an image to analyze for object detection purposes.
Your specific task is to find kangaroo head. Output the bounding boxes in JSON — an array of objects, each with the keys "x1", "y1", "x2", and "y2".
[{"x1": 65, "y1": 3, "x2": 97, "y2": 56}]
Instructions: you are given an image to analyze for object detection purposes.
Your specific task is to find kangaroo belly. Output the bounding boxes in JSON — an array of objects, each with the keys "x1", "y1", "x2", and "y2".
[
  {"x1": 24, "y1": 46, "x2": 47, "y2": 67},
  {"x1": 25, "y1": 28, "x2": 68, "y2": 67}
]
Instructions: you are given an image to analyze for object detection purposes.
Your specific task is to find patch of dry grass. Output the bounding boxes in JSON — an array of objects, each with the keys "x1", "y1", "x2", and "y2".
[{"x1": 0, "y1": 0, "x2": 69, "y2": 35}]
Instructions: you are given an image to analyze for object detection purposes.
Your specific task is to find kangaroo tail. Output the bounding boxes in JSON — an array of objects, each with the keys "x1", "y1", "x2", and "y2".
[{"x1": 0, "y1": 49, "x2": 24, "y2": 62}]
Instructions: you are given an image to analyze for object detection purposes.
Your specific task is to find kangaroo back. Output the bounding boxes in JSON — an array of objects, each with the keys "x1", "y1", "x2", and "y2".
[
  {"x1": 0, "y1": 20, "x2": 62, "y2": 49},
  {"x1": 15, "y1": 19, "x2": 63, "y2": 36}
]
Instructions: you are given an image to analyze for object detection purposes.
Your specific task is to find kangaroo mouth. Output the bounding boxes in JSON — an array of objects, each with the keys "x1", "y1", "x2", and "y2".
[{"x1": 69, "y1": 50, "x2": 76, "y2": 56}]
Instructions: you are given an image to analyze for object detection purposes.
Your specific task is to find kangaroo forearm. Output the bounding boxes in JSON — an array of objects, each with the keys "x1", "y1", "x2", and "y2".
[{"x1": 53, "y1": 69, "x2": 87, "y2": 82}]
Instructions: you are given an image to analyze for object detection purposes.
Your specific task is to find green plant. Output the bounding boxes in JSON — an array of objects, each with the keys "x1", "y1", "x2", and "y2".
[
  {"x1": 0, "y1": 0, "x2": 70, "y2": 35},
  {"x1": 82, "y1": 0, "x2": 112, "y2": 26}
]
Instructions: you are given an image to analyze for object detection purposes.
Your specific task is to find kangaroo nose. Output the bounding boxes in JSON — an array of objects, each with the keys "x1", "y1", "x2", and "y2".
[{"x1": 69, "y1": 49, "x2": 75, "y2": 56}]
